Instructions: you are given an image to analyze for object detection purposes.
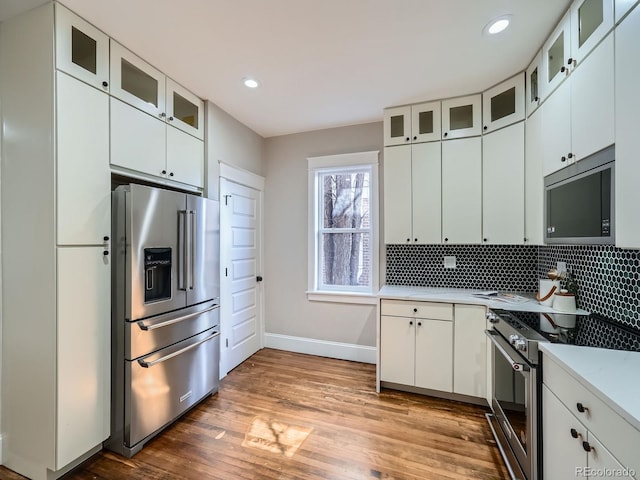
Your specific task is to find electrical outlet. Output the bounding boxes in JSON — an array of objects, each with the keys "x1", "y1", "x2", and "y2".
[
  {"x1": 444, "y1": 256, "x2": 456, "y2": 269},
  {"x1": 557, "y1": 261, "x2": 567, "y2": 277}
]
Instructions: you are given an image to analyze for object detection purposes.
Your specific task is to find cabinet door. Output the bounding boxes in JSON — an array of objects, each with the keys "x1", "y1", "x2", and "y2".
[
  {"x1": 111, "y1": 97, "x2": 166, "y2": 178},
  {"x1": 411, "y1": 142, "x2": 441, "y2": 244},
  {"x1": 543, "y1": 12, "x2": 571, "y2": 97},
  {"x1": 380, "y1": 315, "x2": 415, "y2": 385},
  {"x1": 585, "y1": 432, "x2": 628, "y2": 478},
  {"x1": 415, "y1": 319, "x2": 453, "y2": 392},
  {"x1": 442, "y1": 95, "x2": 481, "y2": 139},
  {"x1": 166, "y1": 127, "x2": 205, "y2": 188},
  {"x1": 56, "y1": 72, "x2": 110, "y2": 245},
  {"x1": 570, "y1": 0, "x2": 614, "y2": 65},
  {"x1": 482, "y1": 74, "x2": 525, "y2": 133},
  {"x1": 383, "y1": 146, "x2": 412, "y2": 244},
  {"x1": 453, "y1": 305, "x2": 486, "y2": 398},
  {"x1": 411, "y1": 101, "x2": 441, "y2": 143},
  {"x1": 525, "y1": 108, "x2": 544, "y2": 245},
  {"x1": 542, "y1": 384, "x2": 588, "y2": 480},
  {"x1": 482, "y1": 122, "x2": 525, "y2": 244},
  {"x1": 615, "y1": 0, "x2": 640, "y2": 22},
  {"x1": 542, "y1": 79, "x2": 571, "y2": 176},
  {"x1": 57, "y1": 246, "x2": 110, "y2": 468},
  {"x1": 615, "y1": 1, "x2": 640, "y2": 248},
  {"x1": 55, "y1": 3, "x2": 109, "y2": 92},
  {"x1": 110, "y1": 40, "x2": 166, "y2": 119},
  {"x1": 442, "y1": 137, "x2": 482, "y2": 244},
  {"x1": 526, "y1": 50, "x2": 543, "y2": 117},
  {"x1": 166, "y1": 78, "x2": 204, "y2": 140},
  {"x1": 570, "y1": 33, "x2": 614, "y2": 163},
  {"x1": 383, "y1": 106, "x2": 411, "y2": 146}
]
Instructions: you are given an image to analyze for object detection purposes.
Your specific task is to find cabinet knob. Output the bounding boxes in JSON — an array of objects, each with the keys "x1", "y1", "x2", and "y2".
[
  {"x1": 534, "y1": 96, "x2": 539, "y2": 102},
  {"x1": 169, "y1": 172, "x2": 174, "y2": 177},
  {"x1": 483, "y1": 238, "x2": 488, "y2": 242},
  {"x1": 567, "y1": 152, "x2": 574, "y2": 159},
  {"x1": 168, "y1": 116, "x2": 174, "y2": 121},
  {"x1": 524, "y1": 237, "x2": 528, "y2": 242},
  {"x1": 103, "y1": 236, "x2": 109, "y2": 241},
  {"x1": 561, "y1": 156, "x2": 567, "y2": 162},
  {"x1": 561, "y1": 66, "x2": 566, "y2": 73},
  {"x1": 413, "y1": 308, "x2": 418, "y2": 313},
  {"x1": 483, "y1": 126, "x2": 488, "y2": 131},
  {"x1": 417, "y1": 322, "x2": 422, "y2": 326},
  {"x1": 576, "y1": 402, "x2": 589, "y2": 413},
  {"x1": 570, "y1": 428, "x2": 580, "y2": 439},
  {"x1": 409, "y1": 321, "x2": 413, "y2": 326},
  {"x1": 406, "y1": 238, "x2": 411, "y2": 242},
  {"x1": 444, "y1": 237, "x2": 449, "y2": 242},
  {"x1": 443, "y1": 132, "x2": 448, "y2": 138},
  {"x1": 582, "y1": 441, "x2": 594, "y2": 453},
  {"x1": 567, "y1": 57, "x2": 574, "y2": 66},
  {"x1": 413, "y1": 136, "x2": 417, "y2": 141},
  {"x1": 103, "y1": 250, "x2": 109, "y2": 256},
  {"x1": 159, "y1": 112, "x2": 167, "y2": 118},
  {"x1": 161, "y1": 169, "x2": 167, "y2": 175},
  {"x1": 405, "y1": 137, "x2": 410, "y2": 142},
  {"x1": 414, "y1": 238, "x2": 418, "y2": 242},
  {"x1": 102, "y1": 81, "x2": 108, "y2": 88}
]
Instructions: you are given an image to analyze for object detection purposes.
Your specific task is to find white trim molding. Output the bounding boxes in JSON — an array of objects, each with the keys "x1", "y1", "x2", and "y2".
[
  {"x1": 219, "y1": 161, "x2": 265, "y2": 190},
  {"x1": 264, "y1": 333, "x2": 376, "y2": 364},
  {"x1": 0, "y1": 433, "x2": 3, "y2": 464}
]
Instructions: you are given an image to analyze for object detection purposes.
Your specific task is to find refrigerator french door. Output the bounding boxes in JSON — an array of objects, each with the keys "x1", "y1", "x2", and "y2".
[{"x1": 106, "y1": 184, "x2": 220, "y2": 457}]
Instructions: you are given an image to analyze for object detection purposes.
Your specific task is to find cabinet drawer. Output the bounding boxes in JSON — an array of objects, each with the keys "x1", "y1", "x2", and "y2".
[
  {"x1": 543, "y1": 355, "x2": 640, "y2": 476},
  {"x1": 381, "y1": 299, "x2": 453, "y2": 320}
]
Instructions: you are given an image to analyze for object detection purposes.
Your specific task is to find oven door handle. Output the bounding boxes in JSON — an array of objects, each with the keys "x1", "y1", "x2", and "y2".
[{"x1": 485, "y1": 330, "x2": 530, "y2": 373}]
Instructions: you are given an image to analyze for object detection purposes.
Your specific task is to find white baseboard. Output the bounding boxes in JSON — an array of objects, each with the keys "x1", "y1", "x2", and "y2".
[
  {"x1": 0, "y1": 433, "x2": 3, "y2": 465},
  {"x1": 264, "y1": 333, "x2": 376, "y2": 364}
]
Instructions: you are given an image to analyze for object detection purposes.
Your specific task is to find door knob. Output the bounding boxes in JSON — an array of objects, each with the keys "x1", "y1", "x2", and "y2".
[{"x1": 256, "y1": 275, "x2": 263, "y2": 282}]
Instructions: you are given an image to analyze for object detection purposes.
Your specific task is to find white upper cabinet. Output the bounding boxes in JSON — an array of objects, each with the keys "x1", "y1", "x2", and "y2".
[
  {"x1": 383, "y1": 106, "x2": 411, "y2": 146},
  {"x1": 615, "y1": 0, "x2": 640, "y2": 22},
  {"x1": 482, "y1": 73, "x2": 525, "y2": 133},
  {"x1": 526, "y1": 50, "x2": 544, "y2": 117},
  {"x1": 543, "y1": 11, "x2": 572, "y2": 98},
  {"x1": 55, "y1": 3, "x2": 109, "y2": 92},
  {"x1": 441, "y1": 94, "x2": 482, "y2": 139},
  {"x1": 384, "y1": 103, "x2": 440, "y2": 146},
  {"x1": 166, "y1": 78, "x2": 205, "y2": 140},
  {"x1": 525, "y1": 108, "x2": 544, "y2": 245},
  {"x1": 411, "y1": 101, "x2": 441, "y2": 143},
  {"x1": 110, "y1": 40, "x2": 166, "y2": 119},
  {"x1": 570, "y1": 0, "x2": 614, "y2": 65}
]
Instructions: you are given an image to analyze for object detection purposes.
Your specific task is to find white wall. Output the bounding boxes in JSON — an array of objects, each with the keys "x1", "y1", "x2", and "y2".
[
  {"x1": 205, "y1": 101, "x2": 265, "y2": 199},
  {"x1": 263, "y1": 122, "x2": 383, "y2": 353}
]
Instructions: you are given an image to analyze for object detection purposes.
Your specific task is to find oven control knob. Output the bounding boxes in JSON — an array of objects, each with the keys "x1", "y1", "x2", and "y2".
[
  {"x1": 486, "y1": 312, "x2": 499, "y2": 323},
  {"x1": 514, "y1": 339, "x2": 527, "y2": 352},
  {"x1": 509, "y1": 334, "x2": 519, "y2": 345}
]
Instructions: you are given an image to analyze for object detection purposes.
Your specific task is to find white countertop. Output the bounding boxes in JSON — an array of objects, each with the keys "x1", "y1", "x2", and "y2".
[
  {"x1": 539, "y1": 343, "x2": 640, "y2": 431},
  {"x1": 378, "y1": 285, "x2": 589, "y2": 314}
]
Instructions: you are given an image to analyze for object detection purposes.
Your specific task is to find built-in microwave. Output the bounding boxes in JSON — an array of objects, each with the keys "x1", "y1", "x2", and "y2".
[{"x1": 544, "y1": 145, "x2": 614, "y2": 245}]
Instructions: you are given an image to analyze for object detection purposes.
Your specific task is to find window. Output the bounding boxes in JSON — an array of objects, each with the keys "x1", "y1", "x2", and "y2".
[{"x1": 308, "y1": 151, "x2": 379, "y2": 300}]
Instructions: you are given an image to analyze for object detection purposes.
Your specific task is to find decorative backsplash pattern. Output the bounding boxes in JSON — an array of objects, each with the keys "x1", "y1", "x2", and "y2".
[
  {"x1": 385, "y1": 244, "x2": 538, "y2": 292},
  {"x1": 538, "y1": 245, "x2": 639, "y2": 330},
  {"x1": 385, "y1": 243, "x2": 639, "y2": 330}
]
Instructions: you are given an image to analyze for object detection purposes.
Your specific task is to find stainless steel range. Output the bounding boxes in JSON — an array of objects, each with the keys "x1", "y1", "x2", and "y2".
[{"x1": 485, "y1": 308, "x2": 640, "y2": 480}]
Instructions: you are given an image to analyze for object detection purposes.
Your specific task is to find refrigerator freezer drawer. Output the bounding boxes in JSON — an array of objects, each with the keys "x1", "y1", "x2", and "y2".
[
  {"x1": 126, "y1": 301, "x2": 219, "y2": 360},
  {"x1": 125, "y1": 327, "x2": 220, "y2": 448}
]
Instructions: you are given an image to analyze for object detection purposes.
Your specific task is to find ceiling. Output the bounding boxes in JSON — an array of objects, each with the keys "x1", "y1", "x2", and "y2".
[{"x1": 1, "y1": 0, "x2": 572, "y2": 138}]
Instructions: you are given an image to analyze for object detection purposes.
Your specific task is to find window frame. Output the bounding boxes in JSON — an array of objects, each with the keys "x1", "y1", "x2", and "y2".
[{"x1": 307, "y1": 151, "x2": 379, "y2": 303}]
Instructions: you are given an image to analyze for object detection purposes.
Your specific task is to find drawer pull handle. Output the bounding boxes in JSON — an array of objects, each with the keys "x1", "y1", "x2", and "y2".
[
  {"x1": 576, "y1": 402, "x2": 589, "y2": 413},
  {"x1": 570, "y1": 428, "x2": 581, "y2": 439},
  {"x1": 582, "y1": 441, "x2": 594, "y2": 453}
]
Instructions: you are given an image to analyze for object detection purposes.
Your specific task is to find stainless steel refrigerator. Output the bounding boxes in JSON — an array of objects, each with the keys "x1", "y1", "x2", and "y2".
[{"x1": 105, "y1": 184, "x2": 220, "y2": 457}]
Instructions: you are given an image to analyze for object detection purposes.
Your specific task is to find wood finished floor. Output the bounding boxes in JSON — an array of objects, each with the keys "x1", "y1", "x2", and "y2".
[{"x1": 1, "y1": 349, "x2": 509, "y2": 480}]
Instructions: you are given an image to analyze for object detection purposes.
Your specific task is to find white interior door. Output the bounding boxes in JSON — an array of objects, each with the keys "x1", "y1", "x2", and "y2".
[{"x1": 220, "y1": 177, "x2": 263, "y2": 375}]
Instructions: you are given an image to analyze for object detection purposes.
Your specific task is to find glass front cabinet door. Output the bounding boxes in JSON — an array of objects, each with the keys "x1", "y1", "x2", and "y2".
[
  {"x1": 166, "y1": 79, "x2": 205, "y2": 140},
  {"x1": 55, "y1": 4, "x2": 109, "y2": 91},
  {"x1": 570, "y1": 0, "x2": 614, "y2": 65},
  {"x1": 526, "y1": 50, "x2": 544, "y2": 117},
  {"x1": 383, "y1": 106, "x2": 411, "y2": 146},
  {"x1": 482, "y1": 73, "x2": 525, "y2": 133},
  {"x1": 110, "y1": 40, "x2": 166, "y2": 119},
  {"x1": 543, "y1": 12, "x2": 571, "y2": 97},
  {"x1": 411, "y1": 101, "x2": 441, "y2": 143},
  {"x1": 441, "y1": 94, "x2": 481, "y2": 140}
]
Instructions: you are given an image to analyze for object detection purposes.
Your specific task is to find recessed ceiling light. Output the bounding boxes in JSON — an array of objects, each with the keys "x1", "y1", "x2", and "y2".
[
  {"x1": 243, "y1": 77, "x2": 259, "y2": 88},
  {"x1": 484, "y1": 15, "x2": 512, "y2": 35}
]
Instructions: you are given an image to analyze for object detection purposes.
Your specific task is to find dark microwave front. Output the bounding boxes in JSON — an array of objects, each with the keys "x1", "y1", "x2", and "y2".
[{"x1": 544, "y1": 145, "x2": 614, "y2": 245}]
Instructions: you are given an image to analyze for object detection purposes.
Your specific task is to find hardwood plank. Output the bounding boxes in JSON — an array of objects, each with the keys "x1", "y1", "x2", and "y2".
[{"x1": 0, "y1": 349, "x2": 509, "y2": 480}]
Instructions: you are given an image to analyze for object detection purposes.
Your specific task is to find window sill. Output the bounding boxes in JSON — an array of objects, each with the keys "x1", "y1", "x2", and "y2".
[{"x1": 306, "y1": 291, "x2": 378, "y2": 305}]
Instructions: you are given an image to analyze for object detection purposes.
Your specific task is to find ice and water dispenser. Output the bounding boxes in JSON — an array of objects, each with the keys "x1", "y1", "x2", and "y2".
[{"x1": 144, "y1": 248, "x2": 172, "y2": 302}]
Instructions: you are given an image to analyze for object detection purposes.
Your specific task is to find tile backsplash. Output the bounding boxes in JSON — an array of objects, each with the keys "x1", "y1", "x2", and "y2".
[{"x1": 386, "y1": 244, "x2": 640, "y2": 329}]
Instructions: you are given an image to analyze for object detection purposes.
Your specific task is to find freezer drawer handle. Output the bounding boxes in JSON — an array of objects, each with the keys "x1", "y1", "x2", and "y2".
[
  {"x1": 137, "y1": 304, "x2": 218, "y2": 331},
  {"x1": 138, "y1": 331, "x2": 219, "y2": 368}
]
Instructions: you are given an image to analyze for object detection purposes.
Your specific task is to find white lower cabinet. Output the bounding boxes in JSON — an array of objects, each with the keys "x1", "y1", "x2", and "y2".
[
  {"x1": 380, "y1": 300, "x2": 453, "y2": 392},
  {"x1": 442, "y1": 137, "x2": 482, "y2": 244},
  {"x1": 524, "y1": 108, "x2": 544, "y2": 245},
  {"x1": 380, "y1": 300, "x2": 488, "y2": 401},
  {"x1": 453, "y1": 304, "x2": 487, "y2": 398},
  {"x1": 543, "y1": 354, "x2": 640, "y2": 479}
]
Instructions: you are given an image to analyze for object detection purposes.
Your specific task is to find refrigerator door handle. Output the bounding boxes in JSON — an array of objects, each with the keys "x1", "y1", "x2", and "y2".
[
  {"x1": 178, "y1": 210, "x2": 187, "y2": 291},
  {"x1": 136, "y1": 303, "x2": 219, "y2": 331},
  {"x1": 185, "y1": 210, "x2": 194, "y2": 290},
  {"x1": 137, "y1": 331, "x2": 219, "y2": 368},
  {"x1": 190, "y1": 210, "x2": 196, "y2": 290}
]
